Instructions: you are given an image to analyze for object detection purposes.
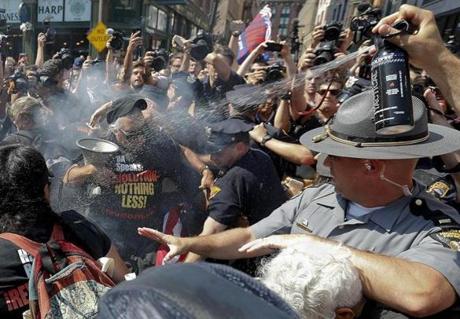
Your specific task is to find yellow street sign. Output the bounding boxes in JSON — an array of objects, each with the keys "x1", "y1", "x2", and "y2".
[{"x1": 87, "y1": 21, "x2": 109, "y2": 52}]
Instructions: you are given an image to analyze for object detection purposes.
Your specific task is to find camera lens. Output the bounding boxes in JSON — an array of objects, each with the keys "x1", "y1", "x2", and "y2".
[{"x1": 313, "y1": 50, "x2": 334, "y2": 66}]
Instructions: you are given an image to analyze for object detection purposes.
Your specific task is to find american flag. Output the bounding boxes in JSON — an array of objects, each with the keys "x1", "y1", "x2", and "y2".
[{"x1": 237, "y1": 5, "x2": 272, "y2": 65}]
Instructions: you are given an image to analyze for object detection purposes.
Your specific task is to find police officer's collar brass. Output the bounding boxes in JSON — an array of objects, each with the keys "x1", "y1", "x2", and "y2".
[{"x1": 301, "y1": 90, "x2": 460, "y2": 159}]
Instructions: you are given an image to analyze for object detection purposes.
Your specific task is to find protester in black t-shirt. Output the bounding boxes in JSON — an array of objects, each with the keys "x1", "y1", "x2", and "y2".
[
  {"x1": 66, "y1": 95, "x2": 201, "y2": 272},
  {"x1": 0, "y1": 145, "x2": 127, "y2": 319}
]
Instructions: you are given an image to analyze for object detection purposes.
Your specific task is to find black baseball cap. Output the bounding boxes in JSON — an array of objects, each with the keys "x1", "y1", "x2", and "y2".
[
  {"x1": 106, "y1": 94, "x2": 147, "y2": 124},
  {"x1": 204, "y1": 118, "x2": 254, "y2": 154}
]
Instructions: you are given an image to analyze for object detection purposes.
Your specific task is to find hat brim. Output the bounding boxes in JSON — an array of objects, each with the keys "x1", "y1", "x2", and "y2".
[{"x1": 300, "y1": 124, "x2": 460, "y2": 159}]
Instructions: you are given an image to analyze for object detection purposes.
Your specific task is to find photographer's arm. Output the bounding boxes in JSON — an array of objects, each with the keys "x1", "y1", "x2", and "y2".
[
  {"x1": 35, "y1": 33, "x2": 46, "y2": 67},
  {"x1": 237, "y1": 42, "x2": 266, "y2": 77},
  {"x1": 228, "y1": 21, "x2": 245, "y2": 71},
  {"x1": 273, "y1": 98, "x2": 291, "y2": 132},
  {"x1": 105, "y1": 40, "x2": 115, "y2": 83},
  {"x1": 228, "y1": 35, "x2": 239, "y2": 71},
  {"x1": 280, "y1": 43, "x2": 296, "y2": 80},
  {"x1": 122, "y1": 31, "x2": 142, "y2": 82}
]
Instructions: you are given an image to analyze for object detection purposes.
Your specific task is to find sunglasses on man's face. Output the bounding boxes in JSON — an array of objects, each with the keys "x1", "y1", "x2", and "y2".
[
  {"x1": 318, "y1": 89, "x2": 341, "y2": 96},
  {"x1": 118, "y1": 128, "x2": 144, "y2": 140}
]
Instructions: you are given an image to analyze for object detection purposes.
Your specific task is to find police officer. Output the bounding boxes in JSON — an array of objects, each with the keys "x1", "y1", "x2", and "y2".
[
  {"x1": 184, "y1": 118, "x2": 287, "y2": 264},
  {"x1": 139, "y1": 91, "x2": 460, "y2": 318}
]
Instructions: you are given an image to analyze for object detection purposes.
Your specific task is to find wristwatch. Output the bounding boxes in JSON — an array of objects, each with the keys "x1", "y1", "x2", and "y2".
[{"x1": 260, "y1": 134, "x2": 273, "y2": 147}]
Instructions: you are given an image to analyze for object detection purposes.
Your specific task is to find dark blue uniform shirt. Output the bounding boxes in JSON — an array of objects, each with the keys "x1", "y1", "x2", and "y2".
[{"x1": 208, "y1": 148, "x2": 287, "y2": 227}]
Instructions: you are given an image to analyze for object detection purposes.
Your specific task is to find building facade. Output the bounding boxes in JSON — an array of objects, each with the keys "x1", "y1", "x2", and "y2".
[
  {"x1": 242, "y1": 0, "x2": 303, "y2": 41},
  {"x1": 212, "y1": 0, "x2": 245, "y2": 41},
  {"x1": 0, "y1": 0, "x2": 217, "y2": 61}
]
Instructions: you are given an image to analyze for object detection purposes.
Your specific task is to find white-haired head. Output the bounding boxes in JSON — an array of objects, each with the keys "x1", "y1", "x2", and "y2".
[{"x1": 259, "y1": 243, "x2": 362, "y2": 319}]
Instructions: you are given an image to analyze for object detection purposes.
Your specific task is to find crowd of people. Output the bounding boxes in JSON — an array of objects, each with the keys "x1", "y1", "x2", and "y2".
[{"x1": 0, "y1": 3, "x2": 459, "y2": 319}]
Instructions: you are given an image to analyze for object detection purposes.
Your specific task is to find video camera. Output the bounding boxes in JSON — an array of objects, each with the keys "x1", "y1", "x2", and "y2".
[
  {"x1": 107, "y1": 28, "x2": 124, "y2": 51},
  {"x1": 313, "y1": 23, "x2": 342, "y2": 66},
  {"x1": 189, "y1": 31, "x2": 213, "y2": 61},
  {"x1": 350, "y1": 3, "x2": 382, "y2": 44},
  {"x1": 55, "y1": 48, "x2": 74, "y2": 70},
  {"x1": 6, "y1": 69, "x2": 29, "y2": 94},
  {"x1": 148, "y1": 49, "x2": 169, "y2": 72},
  {"x1": 43, "y1": 19, "x2": 56, "y2": 43},
  {"x1": 265, "y1": 63, "x2": 286, "y2": 83},
  {"x1": 337, "y1": 77, "x2": 371, "y2": 104}
]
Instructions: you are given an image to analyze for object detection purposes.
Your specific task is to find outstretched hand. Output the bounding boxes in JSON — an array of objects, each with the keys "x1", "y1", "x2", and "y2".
[{"x1": 138, "y1": 228, "x2": 188, "y2": 263}]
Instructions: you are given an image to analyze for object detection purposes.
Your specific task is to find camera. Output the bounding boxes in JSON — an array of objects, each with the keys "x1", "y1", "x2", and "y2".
[
  {"x1": 313, "y1": 23, "x2": 343, "y2": 66},
  {"x1": 43, "y1": 19, "x2": 56, "y2": 43},
  {"x1": 6, "y1": 69, "x2": 29, "y2": 94},
  {"x1": 148, "y1": 49, "x2": 169, "y2": 72},
  {"x1": 337, "y1": 77, "x2": 370, "y2": 104},
  {"x1": 107, "y1": 29, "x2": 124, "y2": 51},
  {"x1": 189, "y1": 31, "x2": 213, "y2": 61},
  {"x1": 265, "y1": 63, "x2": 286, "y2": 83},
  {"x1": 350, "y1": 4, "x2": 382, "y2": 44},
  {"x1": 55, "y1": 48, "x2": 74, "y2": 70},
  {"x1": 265, "y1": 42, "x2": 283, "y2": 52}
]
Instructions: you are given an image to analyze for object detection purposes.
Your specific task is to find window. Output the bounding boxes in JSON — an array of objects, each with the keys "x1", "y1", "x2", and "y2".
[
  {"x1": 157, "y1": 9, "x2": 167, "y2": 32},
  {"x1": 280, "y1": 17, "x2": 289, "y2": 26},
  {"x1": 279, "y1": 27, "x2": 288, "y2": 36},
  {"x1": 281, "y1": 6, "x2": 290, "y2": 16},
  {"x1": 170, "y1": 13, "x2": 176, "y2": 32},
  {"x1": 148, "y1": 6, "x2": 158, "y2": 29}
]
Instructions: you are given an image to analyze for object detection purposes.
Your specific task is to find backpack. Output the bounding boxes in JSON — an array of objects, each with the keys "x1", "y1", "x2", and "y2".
[{"x1": 0, "y1": 224, "x2": 115, "y2": 319}]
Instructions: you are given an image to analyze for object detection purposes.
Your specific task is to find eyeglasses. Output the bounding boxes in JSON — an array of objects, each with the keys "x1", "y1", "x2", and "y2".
[
  {"x1": 118, "y1": 128, "x2": 144, "y2": 140},
  {"x1": 318, "y1": 89, "x2": 341, "y2": 96}
]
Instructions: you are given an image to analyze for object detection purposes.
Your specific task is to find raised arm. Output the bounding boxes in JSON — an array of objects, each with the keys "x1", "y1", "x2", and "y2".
[
  {"x1": 35, "y1": 33, "x2": 46, "y2": 67},
  {"x1": 122, "y1": 31, "x2": 142, "y2": 82},
  {"x1": 228, "y1": 20, "x2": 245, "y2": 71},
  {"x1": 237, "y1": 41, "x2": 267, "y2": 77}
]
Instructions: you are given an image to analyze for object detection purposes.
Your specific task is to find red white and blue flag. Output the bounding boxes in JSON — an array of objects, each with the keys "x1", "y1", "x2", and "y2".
[{"x1": 237, "y1": 5, "x2": 272, "y2": 64}]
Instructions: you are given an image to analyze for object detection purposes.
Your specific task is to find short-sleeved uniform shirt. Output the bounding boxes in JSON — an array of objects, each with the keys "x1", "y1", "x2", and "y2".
[
  {"x1": 251, "y1": 182, "x2": 460, "y2": 298},
  {"x1": 208, "y1": 149, "x2": 287, "y2": 227},
  {"x1": 0, "y1": 210, "x2": 111, "y2": 319}
]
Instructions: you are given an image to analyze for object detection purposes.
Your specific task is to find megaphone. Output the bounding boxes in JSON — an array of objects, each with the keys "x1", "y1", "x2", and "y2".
[{"x1": 76, "y1": 138, "x2": 119, "y2": 166}]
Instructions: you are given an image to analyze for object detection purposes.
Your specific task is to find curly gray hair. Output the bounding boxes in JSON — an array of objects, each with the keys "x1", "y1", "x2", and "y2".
[{"x1": 259, "y1": 244, "x2": 362, "y2": 319}]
